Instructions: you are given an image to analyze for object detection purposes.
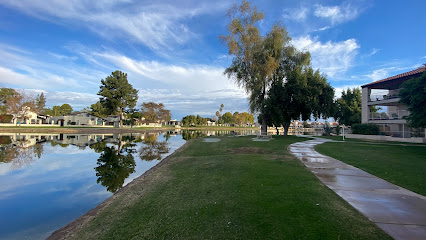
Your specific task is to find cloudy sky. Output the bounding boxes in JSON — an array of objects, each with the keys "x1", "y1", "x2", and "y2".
[{"x1": 0, "y1": 0, "x2": 424, "y2": 119}]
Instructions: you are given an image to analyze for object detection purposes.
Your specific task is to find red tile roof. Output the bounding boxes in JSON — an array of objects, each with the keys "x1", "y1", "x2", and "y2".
[{"x1": 362, "y1": 66, "x2": 425, "y2": 88}]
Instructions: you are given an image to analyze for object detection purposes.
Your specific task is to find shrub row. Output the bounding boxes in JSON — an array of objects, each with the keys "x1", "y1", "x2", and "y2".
[{"x1": 351, "y1": 123, "x2": 379, "y2": 135}]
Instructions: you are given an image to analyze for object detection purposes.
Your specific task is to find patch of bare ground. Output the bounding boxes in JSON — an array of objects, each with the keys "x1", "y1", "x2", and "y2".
[
  {"x1": 227, "y1": 147, "x2": 271, "y2": 154},
  {"x1": 47, "y1": 141, "x2": 192, "y2": 240}
]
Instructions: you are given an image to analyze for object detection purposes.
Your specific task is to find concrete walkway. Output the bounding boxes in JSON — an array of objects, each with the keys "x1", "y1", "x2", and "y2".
[{"x1": 288, "y1": 137, "x2": 426, "y2": 240}]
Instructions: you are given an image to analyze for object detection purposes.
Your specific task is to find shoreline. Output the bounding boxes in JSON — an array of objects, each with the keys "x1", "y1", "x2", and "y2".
[
  {"x1": 47, "y1": 139, "x2": 193, "y2": 240},
  {"x1": 0, "y1": 126, "x2": 258, "y2": 134}
]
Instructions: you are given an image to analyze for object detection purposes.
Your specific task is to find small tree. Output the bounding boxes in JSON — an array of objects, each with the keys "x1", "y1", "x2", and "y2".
[
  {"x1": 140, "y1": 102, "x2": 171, "y2": 123},
  {"x1": 35, "y1": 92, "x2": 46, "y2": 114},
  {"x1": 98, "y1": 71, "x2": 138, "y2": 127},
  {"x1": 399, "y1": 71, "x2": 426, "y2": 128}
]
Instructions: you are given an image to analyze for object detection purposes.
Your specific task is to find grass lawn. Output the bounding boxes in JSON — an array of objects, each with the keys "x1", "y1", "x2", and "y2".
[
  {"x1": 65, "y1": 136, "x2": 390, "y2": 240},
  {"x1": 315, "y1": 139, "x2": 426, "y2": 196}
]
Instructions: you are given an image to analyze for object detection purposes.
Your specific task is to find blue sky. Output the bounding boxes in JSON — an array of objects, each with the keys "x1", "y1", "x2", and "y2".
[{"x1": 0, "y1": 0, "x2": 425, "y2": 120}]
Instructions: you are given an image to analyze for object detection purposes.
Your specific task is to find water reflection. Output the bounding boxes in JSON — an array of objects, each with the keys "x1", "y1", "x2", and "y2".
[
  {"x1": 95, "y1": 145, "x2": 136, "y2": 193},
  {"x1": 139, "y1": 134, "x2": 170, "y2": 161}
]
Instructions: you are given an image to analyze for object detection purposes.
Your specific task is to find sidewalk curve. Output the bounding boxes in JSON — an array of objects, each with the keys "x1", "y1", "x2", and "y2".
[{"x1": 288, "y1": 137, "x2": 426, "y2": 240}]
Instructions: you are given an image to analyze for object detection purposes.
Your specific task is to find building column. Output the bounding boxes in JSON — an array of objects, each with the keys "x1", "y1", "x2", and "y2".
[{"x1": 361, "y1": 87, "x2": 370, "y2": 123}]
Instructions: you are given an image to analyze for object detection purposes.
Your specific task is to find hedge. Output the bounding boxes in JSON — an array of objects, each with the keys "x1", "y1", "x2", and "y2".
[{"x1": 351, "y1": 123, "x2": 380, "y2": 135}]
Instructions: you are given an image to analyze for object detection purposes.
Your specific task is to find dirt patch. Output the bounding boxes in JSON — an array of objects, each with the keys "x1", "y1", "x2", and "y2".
[{"x1": 228, "y1": 147, "x2": 271, "y2": 155}]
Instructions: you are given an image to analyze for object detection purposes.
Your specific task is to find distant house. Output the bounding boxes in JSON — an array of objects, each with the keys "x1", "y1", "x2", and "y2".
[
  {"x1": 12, "y1": 106, "x2": 38, "y2": 125},
  {"x1": 104, "y1": 115, "x2": 120, "y2": 127},
  {"x1": 50, "y1": 111, "x2": 105, "y2": 127},
  {"x1": 165, "y1": 119, "x2": 182, "y2": 127},
  {"x1": 134, "y1": 118, "x2": 162, "y2": 128},
  {"x1": 361, "y1": 66, "x2": 425, "y2": 138}
]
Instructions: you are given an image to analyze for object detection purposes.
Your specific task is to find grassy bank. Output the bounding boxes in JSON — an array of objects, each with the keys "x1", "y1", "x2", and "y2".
[
  {"x1": 315, "y1": 139, "x2": 426, "y2": 196},
  {"x1": 51, "y1": 136, "x2": 390, "y2": 240}
]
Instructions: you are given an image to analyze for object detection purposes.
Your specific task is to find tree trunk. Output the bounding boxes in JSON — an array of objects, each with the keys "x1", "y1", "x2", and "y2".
[
  {"x1": 119, "y1": 108, "x2": 123, "y2": 128},
  {"x1": 283, "y1": 121, "x2": 290, "y2": 136},
  {"x1": 261, "y1": 114, "x2": 267, "y2": 135},
  {"x1": 275, "y1": 126, "x2": 279, "y2": 135}
]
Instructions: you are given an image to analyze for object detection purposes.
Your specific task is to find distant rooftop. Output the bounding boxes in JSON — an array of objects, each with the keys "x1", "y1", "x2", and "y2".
[{"x1": 362, "y1": 66, "x2": 425, "y2": 88}]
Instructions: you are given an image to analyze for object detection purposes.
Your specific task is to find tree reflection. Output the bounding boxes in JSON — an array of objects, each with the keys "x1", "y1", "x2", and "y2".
[
  {"x1": 95, "y1": 144, "x2": 136, "y2": 193},
  {"x1": 0, "y1": 135, "x2": 45, "y2": 169},
  {"x1": 181, "y1": 130, "x2": 207, "y2": 140},
  {"x1": 0, "y1": 136, "x2": 18, "y2": 163},
  {"x1": 139, "y1": 134, "x2": 170, "y2": 161}
]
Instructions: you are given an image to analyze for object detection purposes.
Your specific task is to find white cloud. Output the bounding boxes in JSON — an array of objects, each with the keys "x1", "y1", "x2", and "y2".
[
  {"x1": 368, "y1": 48, "x2": 380, "y2": 56},
  {"x1": 292, "y1": 36, "x2": 359, "y2": 78},
  {"x1": 364, "y1": 64, "x2": 423, "y2": 82},
  {"x1": 314, "y1": 3, "x2": 360, "y2": 24},
  {"x1": 0, "y1": 0, "x2": 225, "y2": 51},
  {"x1": 364, "y1": 68, "x2": 393, "y2": 81},
  {"x1": 313, "y1": 26, "x2": 331, "y2": 32},
  {"x1": 283, "y1": 6, "x2": 309, "y2": 22},
  {"x1": 421, "y1": 56, "x2": 426, "y2": 59},
  {"x1": 334, "y1": 85, "x2": 361, "y2": 98}
]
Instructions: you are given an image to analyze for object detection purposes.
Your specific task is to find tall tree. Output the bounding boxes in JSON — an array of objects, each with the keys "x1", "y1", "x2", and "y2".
[
  {"x1": 333, "y1": 88, "x2": 362, "y2": 126},
  {"x1": 220, "y1": 0, "x2": 290, "y2": 134},
  {"x1": 399, "y1": 71, "x2": 426, "y2": 128},
  {"x1": 140, "y1": 102, "x2": 171, "y2": 122},
  {"x1": 35, "y1": 92, "x2": 46, "y2": 114},
  {"x1": 98, "y1": 71, "x2": 138, "y2": 127}
]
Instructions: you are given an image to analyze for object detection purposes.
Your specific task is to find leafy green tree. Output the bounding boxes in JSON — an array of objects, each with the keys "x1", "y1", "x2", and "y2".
[
  {"x1": 333, "y1": 88, "x2": 362, "y2": 126},
  {"x1": 182, "y1": 115, "x2": 197, "y2": 126},
  {"x1": 222, "y1": 112, "x2": 233, "y2": 124},
  {"x1": 399, "y1": 71, "x2": 426, "y2": 128},
  {"x1": 59, "y1": 104, "x2": 73, "y2": 115},
  {"x1": 196, "y1": 115, "x2": 207, "y2": 125},
  {"x1": 265, "y1": 66, "x2": 334, "y2": 135},
  {"x1": 90, "y1": 101, "x2": 109, "y2": 118},
  {"x1": 124, "y1": 109, "x2": 143, "y2": 127},
  {"x1": 140, "y1": 102, "x2": 171, "y2": 122},
  {"x1": 98, "y1": 70, "x2": 138, "y2": 127},
  {"x1": 220, "y1": 1, "x2": 290, "y2": 134},
  {"x1": 35, "y1": 92, "x2": 46, "y2": 114}
]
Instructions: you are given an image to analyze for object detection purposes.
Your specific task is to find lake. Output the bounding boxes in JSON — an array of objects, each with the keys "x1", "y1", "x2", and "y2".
[{"x1": 0, "y1": 130, "x2": 256, "y2": 240}]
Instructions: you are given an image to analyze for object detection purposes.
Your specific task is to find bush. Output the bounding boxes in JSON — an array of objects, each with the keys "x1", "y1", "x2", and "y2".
[
  {"x1": 351, "y1": 123, "x2": 379, "y2": 135},
  {"x1": 0, "y1": 114, "x2": 13, "y2": 123}
]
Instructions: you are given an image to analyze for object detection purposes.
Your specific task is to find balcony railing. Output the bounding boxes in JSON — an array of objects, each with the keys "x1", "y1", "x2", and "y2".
[
  {"x1": 369, "y1": 110, "x2": 409, "y2": 120},
  {"x1": 369, "y1": 89, "x2": 400, "y2": 102}
]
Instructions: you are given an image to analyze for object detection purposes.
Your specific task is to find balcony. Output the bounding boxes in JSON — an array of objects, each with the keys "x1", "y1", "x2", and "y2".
[
  {"x1": 368, "y1": 89, "x2": 401, "y2": 105},
  {"x1": 369, "y1": 110, "x2": 409, "y2": 121}
]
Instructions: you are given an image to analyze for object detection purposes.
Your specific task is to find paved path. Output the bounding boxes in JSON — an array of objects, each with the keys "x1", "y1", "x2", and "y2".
[{"x1": 288, "y1": 137, "x2": 426, "y2": 240}]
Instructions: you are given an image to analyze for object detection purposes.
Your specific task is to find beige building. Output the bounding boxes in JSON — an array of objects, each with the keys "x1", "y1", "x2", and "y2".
[{"x1": 361, "y1": 66, "x2": 425, "y2": 138}]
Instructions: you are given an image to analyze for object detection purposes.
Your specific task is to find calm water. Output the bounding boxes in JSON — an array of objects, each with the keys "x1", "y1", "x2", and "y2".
[{"x1": 0, "y1": 130, "x2": 256, "y2": 240}]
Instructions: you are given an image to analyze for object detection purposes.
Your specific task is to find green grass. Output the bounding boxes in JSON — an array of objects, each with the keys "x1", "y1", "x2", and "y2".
[
  {"x1": 315, "y1": 140, "x2": 426, "y2": 196},
  {"x1": 70, "y1": 136, "x2": 390, "y2": 240}
]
